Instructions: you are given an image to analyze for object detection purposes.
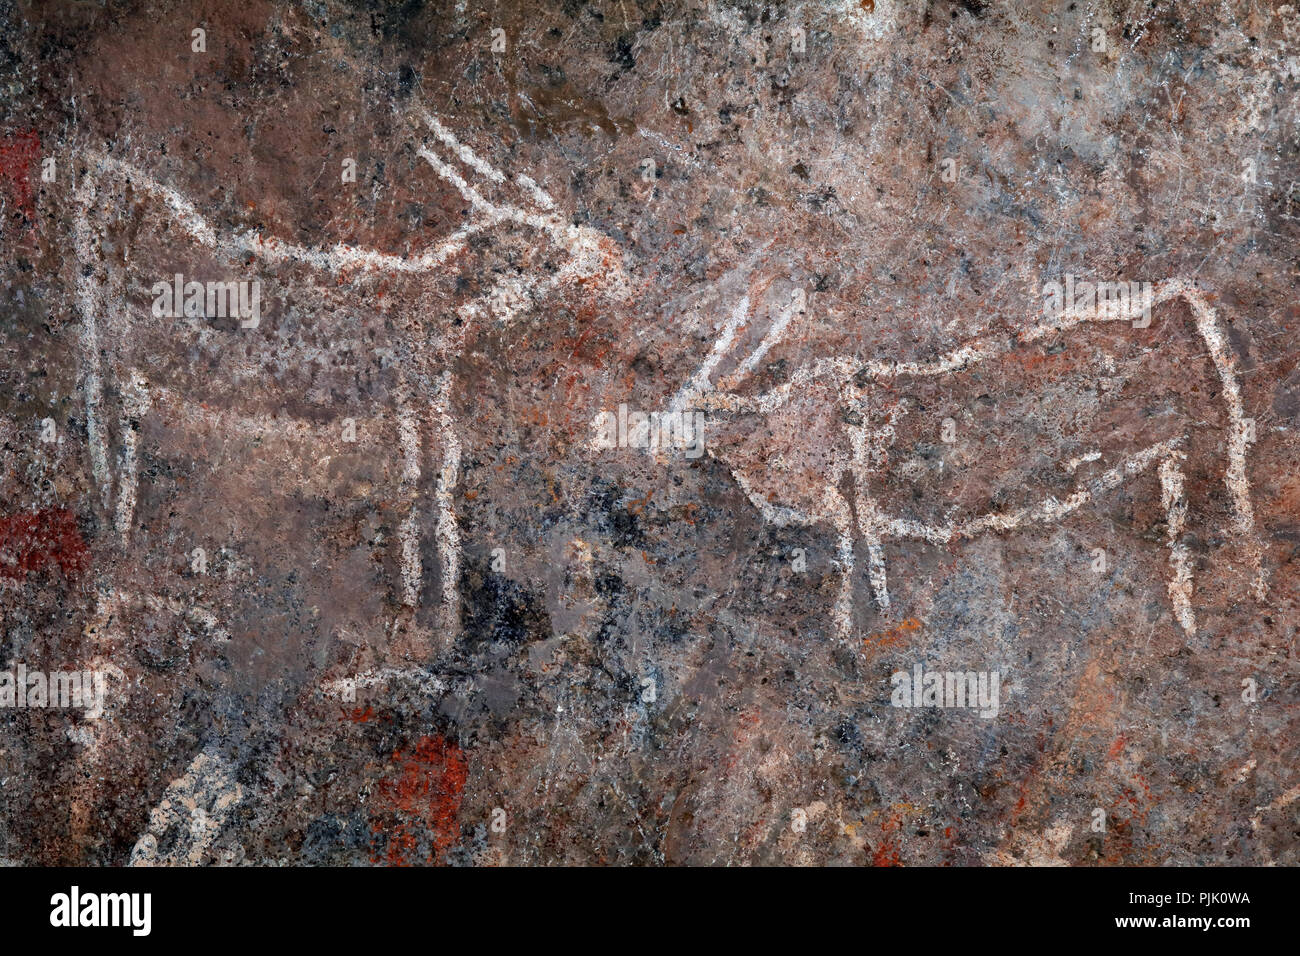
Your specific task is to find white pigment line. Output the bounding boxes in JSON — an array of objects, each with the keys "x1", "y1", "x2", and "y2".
[
  {"x1": 417, "y1": 144, "x2": 514, "y2": 221},
  {"x1": 729, "y1": 465, "x2": 811, "y2": 526},
  {"x1": 415, "y1": 121, "x2": 626, "y2": 281},
  {"x1": 1159, "y1": 455, "x2": 1197, "y2": 635},
  {"x1": 516, "y1": 173, "x2": 557, "y2": 210},
  {"x1": 669, "y1": 295, "x2": 750, "y2": 412},
  {"x1": 857, "y1": 503, "x2": 890, "y2": 612},
  {"x1": 112, "y1": 371, "x2": 152, "y2": 545},
  {"x1": 235, "y1": 223, "x2": 480, "y2": 273},
  {"x1": 322, "y1": 667, "x2": 448, "y2": 698},
  {"x1": 1064, "y1": 450, "x2": 1101, "y2": 472},
  {"x1": 396, "y1": 383, "x2": 423, "y2": 608},
  {"x1": 847, "y1": 417, "x2": 890, "y2": 610},
  {"x1": 88, "y1": 152, "x2": 215, "y2": 246},
  {"x1": 1181, "y1": 284, "x2": 1266, "y2": 599},
  {"x1": 721, "y1": 298, "x2": 801, "y2": 387},
  {"x1": 719, "y1": 280, "x2": 1192, "y2": 407},
  {"x1": 72, "y1": 175, "x2": 112, "y2": 510},
  {"x1": 82, "y1": 150, "x2": 473, "y2": 276},
  {"x1": 823, "y1": 485, "x2": 857, "y2": 642},
  {"x1": 397, "y1": 386, "x2": 422, "y2": 484},
  {"x1": 878, "y1": 439, "x2": 1180, "y2": 545},
  {"x1": 858, "y1": 342, "x2": 1000, "y2": 380},
  {"x1": 419, "y1": 108, "x2": 506, "y2": 184},
  {"x1": 399, "y1": 509, "x2": 422, "y2": 608},
  {"x1": 433, "y1": 371, "x2": 462, "y2": 637}
]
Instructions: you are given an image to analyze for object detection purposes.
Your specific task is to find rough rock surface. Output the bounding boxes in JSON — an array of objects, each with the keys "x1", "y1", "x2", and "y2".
[{"x1": 0, "y1": 0, "x2": 1296, "y2": 865}]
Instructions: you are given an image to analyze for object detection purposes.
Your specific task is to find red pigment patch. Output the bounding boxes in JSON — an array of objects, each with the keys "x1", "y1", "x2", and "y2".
[
  {"x1": 871, "y1": 840, "x2": 903, "y2": 867},
  {"x1": 0, "y1": 129, "x2": 40, "y2": 238},
  {"x1": 0, "y1": 508, "x2": 90, "y2": 581},
  {"x1": 1107, "y1": 734, "x2": 1126, "y2": 761},
  {"x1": 369, "y1": 734, "x2": 467, "y2": 865},
  {"x1": 871, "y1": 810, "x2": 906, "y2": 866}
]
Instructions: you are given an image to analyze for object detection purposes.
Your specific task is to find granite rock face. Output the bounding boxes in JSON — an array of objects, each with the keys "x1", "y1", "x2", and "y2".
[{"x1": 0, "y1": 0, "x2": 1296, "y2": 865}]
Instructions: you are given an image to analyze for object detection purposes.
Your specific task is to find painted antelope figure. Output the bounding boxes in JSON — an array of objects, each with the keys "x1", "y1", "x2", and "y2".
[
  {"x1": 667, "y1": 276, "x2": 1266, "y2": 642},
  {"x1": 63, "y1": 108, "x2": 628, "y2": 860},
  {"x1": 70, "y1": 106, "x2": 626, "y2": 643}
]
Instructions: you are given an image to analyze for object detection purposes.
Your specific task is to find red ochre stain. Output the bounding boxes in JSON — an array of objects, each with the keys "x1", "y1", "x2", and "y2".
[
  {"x1": 369, "y1": 734, "x2": 468, "y2": 865},
  {"x1": 871, "y1": 840, "x2": 902, "y2": 867},
  {"x1": 340, "y1": 705, "x2": 379, "y2": 723},
  {"x1": 0, "y1": 508, "x2": 89, "y2": 581},
  {"x1": 863, "y1": 616, "x2": 922, "y2": 651},
  {"x1": 870, "y1": 810, "x2": 905, "y2": 866},
  {"x1": 0, "y1": 129, "x2": 40, "y2": 237}
]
